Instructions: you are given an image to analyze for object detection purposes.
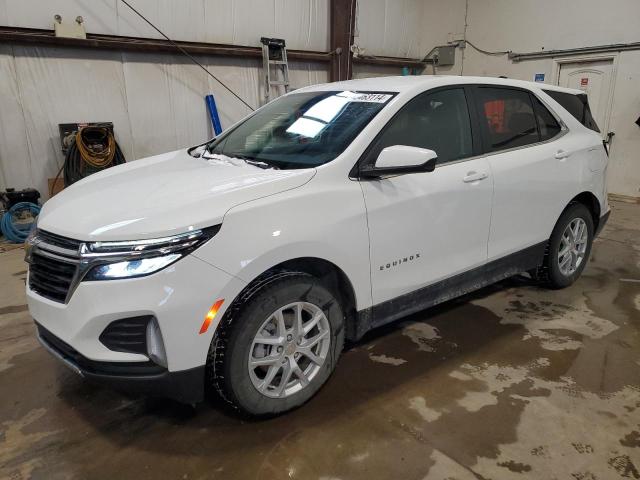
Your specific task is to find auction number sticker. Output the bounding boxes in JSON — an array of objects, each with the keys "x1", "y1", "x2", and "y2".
[{"x1": 337, "y1": 91, "x2": 393, "y2": 103}]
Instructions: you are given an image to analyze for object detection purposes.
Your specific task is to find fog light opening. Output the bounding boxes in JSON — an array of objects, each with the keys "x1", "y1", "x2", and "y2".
[{"x1": 146, "y1": 317, "x2": 168, "y2": 368}]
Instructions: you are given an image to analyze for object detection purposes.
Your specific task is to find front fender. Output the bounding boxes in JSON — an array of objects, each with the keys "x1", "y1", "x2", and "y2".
[{"x1": 192, "y1": 178, "x2": 372, "y2": 311}]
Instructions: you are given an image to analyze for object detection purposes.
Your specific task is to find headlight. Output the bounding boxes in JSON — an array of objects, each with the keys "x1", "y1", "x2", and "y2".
[
  {"x1": 84, "y1": 254, "x2": 182, "y2": 280},
  {"x1": 83, "y1": 225, "x2": 220, "y2": 281}
]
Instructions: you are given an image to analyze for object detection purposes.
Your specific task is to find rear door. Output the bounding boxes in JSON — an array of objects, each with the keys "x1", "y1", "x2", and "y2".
[
  {"x1": 471, "y1": 85, "x2": 573, "y2": 261},
  {"x1": 358, "y1": 87, "x2": 493, "y2": 309}
]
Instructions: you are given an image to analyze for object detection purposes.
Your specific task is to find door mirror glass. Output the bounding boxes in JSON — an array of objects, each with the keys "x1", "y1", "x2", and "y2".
[{"x1": 361, "y1": 145, "x2": 437, "y2": 178}]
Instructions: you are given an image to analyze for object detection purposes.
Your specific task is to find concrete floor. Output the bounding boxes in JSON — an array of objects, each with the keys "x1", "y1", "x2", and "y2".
[{"x1": 1, "y1": 201, "x2": 639, "y2": 480}]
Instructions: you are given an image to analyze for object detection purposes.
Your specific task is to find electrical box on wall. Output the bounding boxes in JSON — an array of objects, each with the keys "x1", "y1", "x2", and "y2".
[
  {"x1": 437, "y1": 46, "x2": 456, "y2": 66},
  {"x1": 53, "y1": 15, "x2": 87, "y2": 39}
]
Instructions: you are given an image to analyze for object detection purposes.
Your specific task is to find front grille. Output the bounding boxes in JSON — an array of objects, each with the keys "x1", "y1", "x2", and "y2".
[
  {"x1": 36, "y1": 322, "x2": 165, "y2": 376},
  {"x1": 28, "y1": 230, "x2": 81, "y2": 303},
  {"x1": 37, "y1": 229, "x2": 82, "y2": 252},
  {"x1": 99, "y1": 316, "x2": 151, "y2": 355}
]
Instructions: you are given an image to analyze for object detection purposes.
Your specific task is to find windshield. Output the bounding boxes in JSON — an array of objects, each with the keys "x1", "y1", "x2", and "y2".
[{"x1": 205, "y1": 91, "x2": 395, "y2": 169}]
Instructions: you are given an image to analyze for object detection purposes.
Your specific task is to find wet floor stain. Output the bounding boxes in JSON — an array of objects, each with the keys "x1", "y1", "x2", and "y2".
[
  {"x1": 608, "y1": 454, "x2": 640, "y2": 479},
  {"x1": 0, "y1": 304, "x2": 28, "y2": 315},
  {"x1": 620, "y1": 431, "x2": 640, "y2": 448},
  {"x1": 1, "y1": 201, "x2": 639, "y2": 479},
  {"x1": 497, "y1": 459, "x2": 532, "y2": 473},
  {"x1": 408, "y1": 396, "x2": 441, "y2": 422},
  {"x1": 368, "y1": 353, "x2": 407, "y2": 365},
  {"x1": 0, "y1": 409, "x2": 61, "y2": 479}
]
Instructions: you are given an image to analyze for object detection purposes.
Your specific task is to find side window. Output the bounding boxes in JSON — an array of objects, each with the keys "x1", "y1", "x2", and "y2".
[
  {"x1": 476, "y1": 87, "x2": 539, "y2": 152},
  {"x1": 532, "y1": 96, "x2": 562, "y2": 141},
  {"x1": 366, "y1": 88, "x2": 473, "y2": 165}
]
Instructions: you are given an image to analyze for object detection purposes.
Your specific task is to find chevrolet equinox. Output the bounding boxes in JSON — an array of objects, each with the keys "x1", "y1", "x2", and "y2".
[{"x1": 26, "y1": 76, "x2": 610, "y2": 415}]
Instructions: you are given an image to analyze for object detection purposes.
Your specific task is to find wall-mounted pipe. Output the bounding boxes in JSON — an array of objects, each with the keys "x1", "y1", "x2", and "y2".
[{"x1": 509, "y1": 42, "x2": 640, "y2": 62}]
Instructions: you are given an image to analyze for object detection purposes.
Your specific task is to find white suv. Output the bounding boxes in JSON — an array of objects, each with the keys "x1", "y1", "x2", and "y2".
[{"x1": 26, "y1": 76, "x2": 610, "y2": 415}]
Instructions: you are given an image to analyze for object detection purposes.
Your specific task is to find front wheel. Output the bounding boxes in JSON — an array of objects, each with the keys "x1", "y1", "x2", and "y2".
[
  {"x1": 540, "y1": 203, "x2": 594, "y2": 289},
  {"x1": 206, "y1": 272, "x2": 345, "y2": 416}
]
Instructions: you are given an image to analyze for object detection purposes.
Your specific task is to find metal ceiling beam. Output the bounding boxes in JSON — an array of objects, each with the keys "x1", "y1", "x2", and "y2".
[
  {"x1": 0, "y1": 26, "x2": 426, "y2": 70},
  {"x1": 0, "y1": 27, "x2": 331, "y2": 62},
  {"x1": 352, "y1": 55, "x2": 427, "y2": 69}
]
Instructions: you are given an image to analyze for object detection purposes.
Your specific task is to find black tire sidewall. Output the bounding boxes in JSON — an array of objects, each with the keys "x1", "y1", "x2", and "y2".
[
  {"x1": 222, "y1": 275, "x2": 344, "y2": 416},
  {"x1": 547, "y1": 204, "x2": 594, "y2": 288}
]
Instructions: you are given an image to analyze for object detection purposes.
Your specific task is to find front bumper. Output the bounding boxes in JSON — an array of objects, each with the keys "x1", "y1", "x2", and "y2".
[
  {"x1": 27, "y1": 253, "x2": 246, "y2": 400},
  {"x1": 37, "y1": 322, "x2": 205, "y2": 403}
]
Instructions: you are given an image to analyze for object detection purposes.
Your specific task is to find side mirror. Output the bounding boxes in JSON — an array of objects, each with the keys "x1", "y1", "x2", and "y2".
[{"x1": 360, "y1": 145, "x2": 437, "y2": 178}]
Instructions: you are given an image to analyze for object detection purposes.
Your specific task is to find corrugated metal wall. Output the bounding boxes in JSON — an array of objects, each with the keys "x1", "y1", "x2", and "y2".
[
  {"x1": 0, "y1": 44, "x2": 328, "y2": 197},
  {"x1": 0, "y1": 0, "x2": 330, "y2": 50}
]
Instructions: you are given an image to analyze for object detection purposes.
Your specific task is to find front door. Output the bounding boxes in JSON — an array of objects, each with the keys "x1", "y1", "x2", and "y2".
[
  {"x1": 558, "y1": 59, "x2": 614, "y2": 139},
  {"x1": 358, "y1": 87, "x2": 493, "y2": 308}
]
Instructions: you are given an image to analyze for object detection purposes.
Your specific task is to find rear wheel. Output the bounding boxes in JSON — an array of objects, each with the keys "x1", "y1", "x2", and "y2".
[
  {"x1": 539, "y1": 203, "x2": 594, "y2": 289},
  {"x1": 206, "y1": 272, "x2": 344, "y2": 416}
]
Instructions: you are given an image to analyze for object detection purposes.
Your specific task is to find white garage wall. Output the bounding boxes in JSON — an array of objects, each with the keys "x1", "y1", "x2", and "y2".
[
  {"x1": 352, "y1": 0, "x2": 466, "y2": 80},
  {"x1": 0, "y1": 0, "x2": 330, "y2": 50},
  {"x1": 605, "y1": 50, "x2": 640, "y2": 199},
  {"x1": 354, "y1": 0, "x2": 466, "y2": 63},
  {"x1": 464, "y1": 0, "x2": 640, "y2": 56},
  {"x1": 355, "y1": 0, "x2": 426, "y2": 58}
]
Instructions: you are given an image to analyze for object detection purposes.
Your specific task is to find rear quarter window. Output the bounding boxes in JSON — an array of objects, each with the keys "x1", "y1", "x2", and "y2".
[
  {"x1": 532, "y1": 96, "x2": 562, "y2": 141},
  {"x1": 543, "y1": 90, "x2": 600, "y2": 133}
]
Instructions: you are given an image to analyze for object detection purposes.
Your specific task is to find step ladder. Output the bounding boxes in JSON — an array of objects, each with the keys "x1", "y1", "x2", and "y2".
[{"x1": 261, "y1": 37, "x2": 290, "y2": 103}]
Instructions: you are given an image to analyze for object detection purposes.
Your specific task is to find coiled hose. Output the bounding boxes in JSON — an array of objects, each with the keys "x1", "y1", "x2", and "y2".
[
  {"x1": 52, "y1": 126, "x2": 126, "y2": 193},
  {"x1": 0, "y1": 202, "x2": 41, "y2": 243}
]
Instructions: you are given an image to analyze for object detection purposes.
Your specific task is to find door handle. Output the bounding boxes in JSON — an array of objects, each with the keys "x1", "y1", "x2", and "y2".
[
  {"x1": 555, "y1": 150, "x2": 571, "y2": 160},
  {"x1": 463, "y1": 171, "x2": 488, "y2": 183}
]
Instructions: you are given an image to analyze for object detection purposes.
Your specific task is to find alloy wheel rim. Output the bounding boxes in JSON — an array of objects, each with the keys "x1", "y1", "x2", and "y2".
[
  {"x1": 558, "y1": 217, "x2": 588, "y2": 276},
  {"x1": 248, "y1": 301, "x2": 331, "y2": 398}
]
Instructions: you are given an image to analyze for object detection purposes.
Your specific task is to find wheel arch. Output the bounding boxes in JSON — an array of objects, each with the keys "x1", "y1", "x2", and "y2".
[
  {"x1": 223, "y1": 257, "x2": 360, "y2": 342},
  {"x1": 568, "y1": 191, "x2": 601, "y2": 231}
]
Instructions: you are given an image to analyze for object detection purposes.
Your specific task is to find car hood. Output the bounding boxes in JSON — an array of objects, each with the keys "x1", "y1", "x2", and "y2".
[{"x1": 38, "y1": 149, "x2": 315, "y2": 241}]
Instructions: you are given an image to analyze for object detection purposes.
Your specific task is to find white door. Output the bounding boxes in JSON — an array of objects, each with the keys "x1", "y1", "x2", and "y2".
[
  {"x1": 558, "y1": 59, "x2": 614, "y2": 138},
  {"x1": 473, "y1": 86, "x2": 576, "y2": 261},
  {"x1": 359, "y1": 88, "x2": 493, "y2": 305}
]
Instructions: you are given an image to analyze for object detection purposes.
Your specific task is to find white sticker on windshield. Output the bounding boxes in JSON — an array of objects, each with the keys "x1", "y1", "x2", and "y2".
[{"x1": 337, "y1": 91, "x2": 393, "y2": 103}]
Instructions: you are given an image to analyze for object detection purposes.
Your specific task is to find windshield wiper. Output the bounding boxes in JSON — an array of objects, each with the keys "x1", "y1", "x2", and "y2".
[
  {"x1": 202, "y1": 151, "x2": 278, "y2": 170},
  {"x1": 244, "y1": 158, "x2": 277, "y2": 170},
  {"x1": 225, "y1": 153, "x2": 277, "y2": 169}
]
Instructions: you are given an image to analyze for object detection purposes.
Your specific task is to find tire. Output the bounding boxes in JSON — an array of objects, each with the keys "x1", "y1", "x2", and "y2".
[
  {"x1": 539, "y1": 203, "x2": 594, "y2": 289},
  {"x1": 206, "y1": 271, "x2": 345, "y2": 416}
]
